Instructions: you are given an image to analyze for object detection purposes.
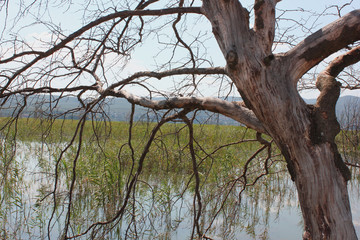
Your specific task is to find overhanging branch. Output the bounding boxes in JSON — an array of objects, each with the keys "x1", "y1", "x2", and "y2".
[
  {"x1": 286, "y1": 9, "x2": 360, "y2": 81},
  {"x1": 107, "y1": 89, "x2": 266, "y2": 133}
]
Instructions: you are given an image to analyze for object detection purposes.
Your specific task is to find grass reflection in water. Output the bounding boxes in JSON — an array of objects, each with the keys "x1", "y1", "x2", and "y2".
[{"x1": 0, "y1": 118, "x2": 358, "y2": 239}]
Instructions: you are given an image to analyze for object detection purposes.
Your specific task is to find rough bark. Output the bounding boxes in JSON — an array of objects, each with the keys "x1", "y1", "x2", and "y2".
[
  {"x1": 1, "y1": 1, "x2": 359, "y2": 239},
  {"x1": 287, "y1": 10, "x2": 360, "y2": 80},
  {"x1": 203, "y1": 0, "x2": 359, "y2": 239},
  {"x1": 107, "y1": 89, "x2": 266, "y2": 133}
]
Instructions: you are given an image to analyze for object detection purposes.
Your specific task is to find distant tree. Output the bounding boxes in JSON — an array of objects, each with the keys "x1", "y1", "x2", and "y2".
[{"x1": 1, "y1": 0, "x2": 360, "y2": 239}]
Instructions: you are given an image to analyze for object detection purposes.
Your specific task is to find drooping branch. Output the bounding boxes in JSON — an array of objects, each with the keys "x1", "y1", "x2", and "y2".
[
  {"x1": 107, "y1": 89, "x2": 266, "y2": 133},
  {"x1": 172, "y1": 0, "x2": 196, "y2": 69},
  {"x1": 181, "y1": 116, "x2": 203, "y2": 238},
  {"x1": 66, "y1": 109, "x2": 192, "y2": 239},
  {"x1": 287, "y1": 9, "x2": 360, "y2": 81}
]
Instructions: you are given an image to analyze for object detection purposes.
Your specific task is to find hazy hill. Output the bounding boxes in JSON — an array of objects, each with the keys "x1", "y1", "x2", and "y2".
[{"x1": 0, "y1": 94, "x2": 359, "y2": 125}]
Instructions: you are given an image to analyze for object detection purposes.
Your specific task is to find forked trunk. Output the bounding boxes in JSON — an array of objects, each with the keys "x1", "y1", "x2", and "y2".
[
  {"x1": 202, "y1": 1, "x2": 358, "y2": 238},
  {"x1": 239, "y1": 67, "x2": 358, "y2": 239},
  {"x1": 248, "y1": 77, "x2": 358, "y2": 239},
  {"x1": 227, "y1": 46, "x2": 358, "y2": 240}
]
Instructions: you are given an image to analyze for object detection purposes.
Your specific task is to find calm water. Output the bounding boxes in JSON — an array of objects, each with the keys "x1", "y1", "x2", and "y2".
[{"x1": 1, "y1": 141, "x2": 359, "y2": 239}]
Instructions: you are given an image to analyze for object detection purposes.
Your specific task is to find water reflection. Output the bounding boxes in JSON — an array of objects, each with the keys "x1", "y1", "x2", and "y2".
[{"x1": 1, "y1": 140, "x2": 359, "y2": 239}]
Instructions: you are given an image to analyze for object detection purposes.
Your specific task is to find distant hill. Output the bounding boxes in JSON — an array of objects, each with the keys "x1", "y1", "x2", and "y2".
[
  {"x1": 303, "y1": 95, "x2": 360, "y2": 119},
  {"x1": 1, "y1": 94, "x2": 359, "y2": 126}
]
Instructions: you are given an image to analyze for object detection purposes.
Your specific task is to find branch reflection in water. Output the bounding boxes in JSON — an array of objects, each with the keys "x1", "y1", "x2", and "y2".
[{"x1": 0, "y1": 119, "x2": 359, "y2": 239}]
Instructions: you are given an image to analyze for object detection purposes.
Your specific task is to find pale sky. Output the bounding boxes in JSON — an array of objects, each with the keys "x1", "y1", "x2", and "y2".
[{"x1": 2, "y1": 0, "x2": 359, "y2": 99}]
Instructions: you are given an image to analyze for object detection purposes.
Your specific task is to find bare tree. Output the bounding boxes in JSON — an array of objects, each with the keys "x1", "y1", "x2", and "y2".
[{"x1": 1, "y1": 0, "x2": 360, "y2": 239}]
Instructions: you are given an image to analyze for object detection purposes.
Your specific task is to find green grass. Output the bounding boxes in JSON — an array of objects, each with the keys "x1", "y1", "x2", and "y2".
[
  {"x1": 0, "y1": 117, "x2": 278, "y2": 202},
  {"x1": 1, "y1": 117, "x2": 357, "y2": 238}
]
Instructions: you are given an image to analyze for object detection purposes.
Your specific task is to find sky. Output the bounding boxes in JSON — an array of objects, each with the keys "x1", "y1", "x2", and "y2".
[
  {"x1": 1, "y1": 0, "x2": 359, "y2": 99},
  {"x1": 133, "y1": 0, "x2": 360, "y2": 99}
]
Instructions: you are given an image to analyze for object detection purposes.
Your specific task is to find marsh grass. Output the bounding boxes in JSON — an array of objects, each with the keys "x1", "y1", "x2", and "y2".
[{"x1": 0, "y1": 117, "x2": 357, "y2": 239}]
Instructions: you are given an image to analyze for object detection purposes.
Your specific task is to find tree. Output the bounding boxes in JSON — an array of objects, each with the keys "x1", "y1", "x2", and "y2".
[{"x1": 1, "y1": 0, "x2": 360, "y2": 239}]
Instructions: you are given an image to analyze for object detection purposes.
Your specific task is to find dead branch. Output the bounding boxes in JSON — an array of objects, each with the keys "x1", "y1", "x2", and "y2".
[
  {"x1": 287, "y1": 9, "x2": 360, "y2": 80},
  {"x1": 107, "y1": 89, "x2": 266, "y2": 133}
]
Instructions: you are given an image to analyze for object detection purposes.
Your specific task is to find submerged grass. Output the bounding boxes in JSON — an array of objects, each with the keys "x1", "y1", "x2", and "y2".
[
  {"x1": 0, "y1": 117, "x2": 266, "y2": 175},
  {"x1": 0, "y1": 117, "x2": 358, "y2": 239}
]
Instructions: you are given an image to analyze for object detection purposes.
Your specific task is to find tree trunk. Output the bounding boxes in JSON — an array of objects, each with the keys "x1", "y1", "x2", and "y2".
[
  {"x1": 238, "y1": 66, "x2": 358, "y2": 239},
  {"x1": 202, "y1": 1, "x2": 358, "y2": 238},
  {"x1": 288, "y1": 141, "x2": 356, "y2": 239},
  {"x1": 231, "y1": 62, "x2": 358, "y2": 240}
]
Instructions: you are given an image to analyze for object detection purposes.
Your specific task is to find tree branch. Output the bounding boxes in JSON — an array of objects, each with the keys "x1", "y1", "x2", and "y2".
[
  {"x1": 0, "y1": 86, "x2": 96, "y2": 98},
  {"x1": 0, "y1": 51, "x2": 44, "y2": 64},
  {"x1": 202, "y1": 0, "x2": 251, "y2": 56},
  {"x1": 286, "y1": 9, "x2": 360, "y2": 81},
  {"x1": 314, "y1": 46, "x2": 360, "y2": 118},
  {"x1": 308, "y1": 45, "x2": 360, "y2": 181},
  {"x1": 311, "y1": 45, "x2": 360, "y2": 142},
  {"x1": 107, "y1": 89, "x2": 266, "y2": 133},
  {"x1": 254, "y1": 0, "x2": 277, "y2": 54},
  {"x1": 323, "y1": 45, "x2": 360, "y2": 77},
  {"x1": 108, "y1": 67, "x2": 227, "y2": 89},
  {"x1": 0, "y1": 6, "x2": 203, "y2": 95}
]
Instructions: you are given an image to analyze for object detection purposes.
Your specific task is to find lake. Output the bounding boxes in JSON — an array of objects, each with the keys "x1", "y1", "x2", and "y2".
[{"x1": 0, "y1": 120, "x2": 359, "y2": 239}]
